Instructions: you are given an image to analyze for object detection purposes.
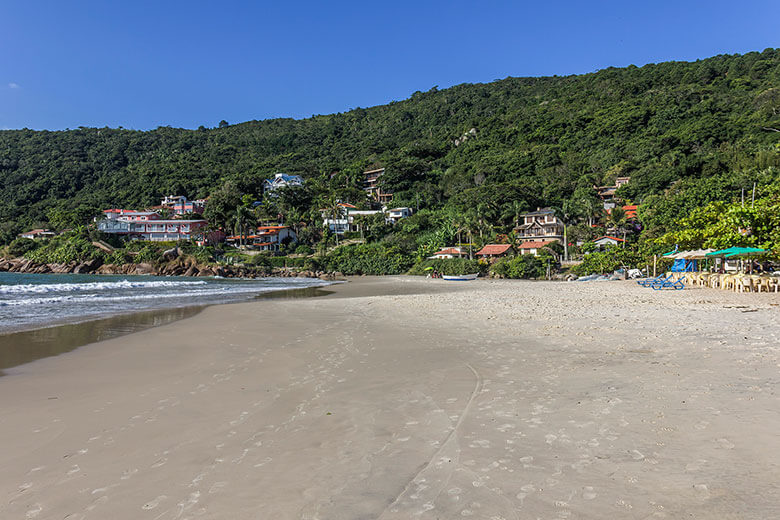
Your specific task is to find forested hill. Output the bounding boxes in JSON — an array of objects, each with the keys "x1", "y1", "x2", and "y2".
[{"x1": 1, "y1": 49, "x2": 779, "y2": 241}]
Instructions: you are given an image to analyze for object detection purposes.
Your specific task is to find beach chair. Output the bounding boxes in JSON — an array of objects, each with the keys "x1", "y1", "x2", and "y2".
[
  {"x1": 650, "y1": 277, "x2": 685, "y2": 290},
  {"x1": 637, "y1": 273, "x2": 672, "y2": 287}
]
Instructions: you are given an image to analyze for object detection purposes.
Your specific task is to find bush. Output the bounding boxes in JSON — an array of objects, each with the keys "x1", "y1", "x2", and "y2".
[
  {"x1": 489, "y1": 254, "x2": 547, "y2": 279},
  {"x1": 294, "y1": 244, "x2": 314, "y2": 255},
  {"x1": 24, "y1": 234, "x2": 105, "y2": 264},
  {"x1": 408, "y1": 258, "x2": 487, "y2": 276},
  {"x1": 326, "y1": 243, "x2": 413, "y2": 275},
  {"x1": 268, "y1": 256, "x2": 306, "y2": 268},
  {"x1": 571, "y1": 247, "x2": 644, "y2": 275},
  {"x1": 7, "y1": 238, "x2": 40, "y2": 257}
]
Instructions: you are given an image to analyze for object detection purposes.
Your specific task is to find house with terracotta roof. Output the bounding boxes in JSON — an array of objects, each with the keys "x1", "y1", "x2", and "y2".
[
  {"x1": 226, "y1": 226, "x2": 297, "y2": 251},
  {"x1": 622, "y1": 204, "x2": 639, "y2": 219},
  {"x1": 593, "y1": 236, "x2": 625, "y2": 248},
  {"x1": 19, "y1": 229, "x2": 56, "y2": 240},
  {"x1": 517, "y1": 239, "x2": 557, "y2": 256},
  {"x1": 430, "y1": 247, "x2": 468, "y2": 259},
  {"x1": 476, "y1": 244, "x2": 513, "y2": 260}
]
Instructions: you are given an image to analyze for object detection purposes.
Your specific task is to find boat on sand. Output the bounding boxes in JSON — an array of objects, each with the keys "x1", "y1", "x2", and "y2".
[{"x1": 441, "y1": 273, "x2": 479, "y2": 281}]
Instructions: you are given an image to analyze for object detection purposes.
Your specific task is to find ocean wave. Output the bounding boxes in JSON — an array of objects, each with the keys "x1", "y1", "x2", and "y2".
[
  {"x1": 0, "y1": 279, "x2": 208, "y2": 295},
  {"x1": 0, "y1": 283, "x2": 327, "y2": 307}
]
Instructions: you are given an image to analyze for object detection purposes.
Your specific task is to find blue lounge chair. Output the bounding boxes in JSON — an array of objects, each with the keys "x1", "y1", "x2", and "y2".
[
  {"x1": 637, "y1": 273, "x2": 672, "y2": 287},
  {"x1": 651, "y1": 277, "x2": 685, "y2": 290}
]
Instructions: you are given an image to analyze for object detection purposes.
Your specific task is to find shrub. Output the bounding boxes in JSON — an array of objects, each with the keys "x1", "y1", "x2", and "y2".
[
  {"x1": 325, "y1": 243, "x2": 413, "y2": 275},
  {"x1": 489, "y1": 254, "x2": 547, "y2": 279},
  {"x1": 571, "y1": 247, "x2": 644, "y2": 275},
  {"x1": 408, "y1": 258, "x2": 487, "y2": 276},
  {"x1": 7, "y1": 238, "x2": 39, "y2": 257},
  {"x1": 294, "y1": 244, "x2": 314, "y2": 255}
]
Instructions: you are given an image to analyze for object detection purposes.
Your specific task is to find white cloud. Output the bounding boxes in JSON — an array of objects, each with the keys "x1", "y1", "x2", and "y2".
[{"x1": 8, "y1": 83, "x2": 20, "y2": 89}]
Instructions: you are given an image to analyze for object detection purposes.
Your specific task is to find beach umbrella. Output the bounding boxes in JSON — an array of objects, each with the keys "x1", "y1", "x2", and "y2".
[
  {"x1": 724, "y1": 247, "x2": 766, "y2": 258},
  {"x1": 705, "y1": 247, "x2": 744, "y2": 258}
]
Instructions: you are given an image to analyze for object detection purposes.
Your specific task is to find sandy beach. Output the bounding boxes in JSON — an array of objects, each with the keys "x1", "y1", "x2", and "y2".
[{"x1": 1, "y1": 276, "x2": 778, "y2": 519}]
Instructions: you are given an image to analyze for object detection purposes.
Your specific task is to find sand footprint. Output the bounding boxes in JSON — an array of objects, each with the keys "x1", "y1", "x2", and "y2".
[
  {"x1": 142, "y1": 495, "x2": 167, "y2": 510},
  {"x1": 25, "y1": 503, "x2": 43, "y2": 518},
  {"x1": 120, "y1": 468, "x2": 138, "y2": 480},
  {"x1": 209, "y1": 482, "x2": 228, "y2": 494},
  {"x1": 151, "y1": 458, "x2": 167, "y2": 468}
]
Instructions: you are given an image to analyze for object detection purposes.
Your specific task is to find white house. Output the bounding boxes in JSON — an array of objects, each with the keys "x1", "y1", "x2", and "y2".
[
  {"x1": 430, "y1": 247, "x2": 468, "y2": 259},
  {"x1": 263, "y1": 173, "x2": 304, "y2": 193},
  {"x1": 593, "y1": 235, "x2": 625, "y2": 248},
  {"x1": 98, "y1": 209, "x2": 207, "y2": 241},
  {"x1": 321, "y1": 203, "x2": 411, "y2": 235},
  {"x1": 19, "y1": 229, "x2": 56, "y2": 240},
  {"x1": 517, "y1": 239, "x2": 557, "y2": 256},
  {"x1": 226, "y1": 226, "x2": 297, "y2": 252}
]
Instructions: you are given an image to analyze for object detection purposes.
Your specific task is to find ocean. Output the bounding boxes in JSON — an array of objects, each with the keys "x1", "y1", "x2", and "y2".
[{"x1": 0, "y1": 272, "x2": 333, "y2": 334}]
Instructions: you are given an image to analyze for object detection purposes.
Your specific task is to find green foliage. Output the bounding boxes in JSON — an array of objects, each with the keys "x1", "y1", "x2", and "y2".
[
  {"x1": 571, "y1": 248, "x2": 645, "y2": 275},
  {"x1": 1, "y1": 50, "x2": 780, "y2": 263},
  {"x1": 24, "y1": 232, "x2": 105, "y2": 264},
  {"x1": 325, "y1": 243, "x2": 413, "y2": 275},
  {"x1": 489, "y1": 254, "x2": 548, "y2": 279},
  {"x1": 408, "y1": 258, "x2": 487, "y2": 276},
  {"x1": 7, "y1": 237, "x2": 40, "y2": 257},
  {"x1": 294, "y1": 244, "x2": 314, "y2": 255},
  {"x1": 655, "y1": 191, "x2": 780, "y2": 254}
]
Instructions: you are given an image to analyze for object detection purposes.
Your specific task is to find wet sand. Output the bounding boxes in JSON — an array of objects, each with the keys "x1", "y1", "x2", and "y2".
[{"x1": 0, "y1": 276, "x2": 778, "y2": 519}]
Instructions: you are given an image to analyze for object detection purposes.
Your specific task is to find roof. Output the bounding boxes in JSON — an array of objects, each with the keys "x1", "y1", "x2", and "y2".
[
  {"x1": 517, "y1": 240, "x2": 556, "y2": 249},
  {"x1": 20, "y1": 229, "x2": 54, "y2": 235},
  {"x1": 338, "y1": 202, "x2": 357, "y2": 209},
  {"x1": 267, "y1": 173, "x2": 303, "y2": 182},
  {"x1": 434, "y1": 247, "x2": 464, "y2": 256},
  {"x1": 521, "y1": 207, "x2": 556, "y2": 216},
  {"x1": 594, "y1": 235, "x2": 625, "y2": 243},
  {"x1": 476, "y1": 244, "x2": 513, "y2": 256},
  {"x1": 256, "y1": 226, "x2": 289, "y2": 231}
]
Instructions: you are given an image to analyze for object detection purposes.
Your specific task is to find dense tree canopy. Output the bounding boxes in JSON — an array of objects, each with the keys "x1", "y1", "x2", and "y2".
[{"x1": 1, "y1": 49, "x2": 780, "y2": 244}]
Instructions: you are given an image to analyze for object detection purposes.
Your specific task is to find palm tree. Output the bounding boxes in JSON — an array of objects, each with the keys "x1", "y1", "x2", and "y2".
[
  {"x1": 607, "y1": 206, "x2": 628, "y2": 247},
  {"x1": 553, "y1": 201, "x2": 579, "y2": 262},
  {"x1": 234, "y1": 206, "x2": 253, "y2": 247},
  {"x1": 320, "y1": 194, "x2": 345, "y2": 246}
]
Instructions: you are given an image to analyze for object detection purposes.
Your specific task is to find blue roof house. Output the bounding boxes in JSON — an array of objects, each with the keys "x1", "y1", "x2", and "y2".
[{"x1": 263, "y1": 173, "x2": 304, "y2": 193}]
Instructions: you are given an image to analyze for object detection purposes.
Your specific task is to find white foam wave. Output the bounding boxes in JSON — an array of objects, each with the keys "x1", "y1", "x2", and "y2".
[
  {"x1": 0, "y1": 279, "x2": 208, "y2": 295},
  {"x1": 0, "y1": 282, "x2": 328, "y2": 307}
]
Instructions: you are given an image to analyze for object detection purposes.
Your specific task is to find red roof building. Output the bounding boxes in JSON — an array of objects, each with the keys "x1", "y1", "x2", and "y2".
[
  {"x1": 476, "y1": 244, "x2": 513, "y2": 258},
  {"x1": 432, "y1": 247, "x2": 467, "y2": 258},
  {"x1": 517, "y1": 239, "x2": 557, "y2": 256},
  {"x1": 622, "y1": 205, "x2": 639, "y2": 219}
]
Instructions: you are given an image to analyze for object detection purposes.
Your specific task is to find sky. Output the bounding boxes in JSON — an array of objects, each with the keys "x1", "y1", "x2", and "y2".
[{"x1": 1, "y1": 0, "x2": 778, "y2": 131}]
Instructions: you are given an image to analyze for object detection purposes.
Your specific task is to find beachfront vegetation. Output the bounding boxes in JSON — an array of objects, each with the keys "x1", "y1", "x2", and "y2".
[{"x1": 2, "y1": 50, "x2": 780, "y2": 275}]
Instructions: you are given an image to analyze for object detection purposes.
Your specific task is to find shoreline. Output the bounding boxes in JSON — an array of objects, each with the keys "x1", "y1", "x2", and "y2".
[
  {"x1": 0, "y1": 283, "x2": 341, "y2": 375},
  {"x1": 1, "y1": 277, "x2": 778, "y2": 518}
]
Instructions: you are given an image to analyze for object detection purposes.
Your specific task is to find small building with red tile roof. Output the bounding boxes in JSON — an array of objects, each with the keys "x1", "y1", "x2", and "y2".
[
  {"x1": 431, "y1": 247, "x2": 467, "y2": 259},
  {"x1": 226, "y1": 226, "x2": 297, "y2": 251},
  {"x1": 622, "y1": 205, "x2": 639, "y2": 219},
  {"x1": 476, "y1": 244, "x2": 513, "y2": 259},
  {"x1": 593, "y1": 236, "x2": 625, "y2": 248},
  {"x1": 517, "y1": 239, "x2": 557, "y2": 256}
]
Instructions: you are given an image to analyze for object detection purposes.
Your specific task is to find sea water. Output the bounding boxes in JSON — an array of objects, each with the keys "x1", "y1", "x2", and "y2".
[{"x1": 0, "y1": 272, "x2": 331, "y2": 334}]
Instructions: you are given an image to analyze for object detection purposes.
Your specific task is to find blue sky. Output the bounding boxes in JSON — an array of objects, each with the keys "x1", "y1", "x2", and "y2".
[{"x1": 1, "y1": 1, "x2": 778, "y2": 130}]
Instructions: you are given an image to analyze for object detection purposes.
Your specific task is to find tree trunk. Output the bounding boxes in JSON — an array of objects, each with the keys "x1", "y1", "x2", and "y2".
[{"x1": 563, "y1": 224, "x2": 569, "y2": 262}]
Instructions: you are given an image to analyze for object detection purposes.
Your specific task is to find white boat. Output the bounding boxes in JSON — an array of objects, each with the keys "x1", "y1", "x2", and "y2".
[{"x1": 441, "y1": 273, "x2": 479, "y2": 281}]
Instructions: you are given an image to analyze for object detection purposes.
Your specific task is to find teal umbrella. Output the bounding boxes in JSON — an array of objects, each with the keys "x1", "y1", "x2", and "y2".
[
  {"x1": 724, "y1": 247, "x2": 766, "y2": 258},
  {"x1": 705, "y1": 247, "x2": 745, "y2": 258}
]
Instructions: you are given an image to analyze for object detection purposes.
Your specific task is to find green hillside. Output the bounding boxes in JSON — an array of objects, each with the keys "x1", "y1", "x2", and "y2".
[{"x1": 1, "y1": 49, "x2": 779, "y2": 245}]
